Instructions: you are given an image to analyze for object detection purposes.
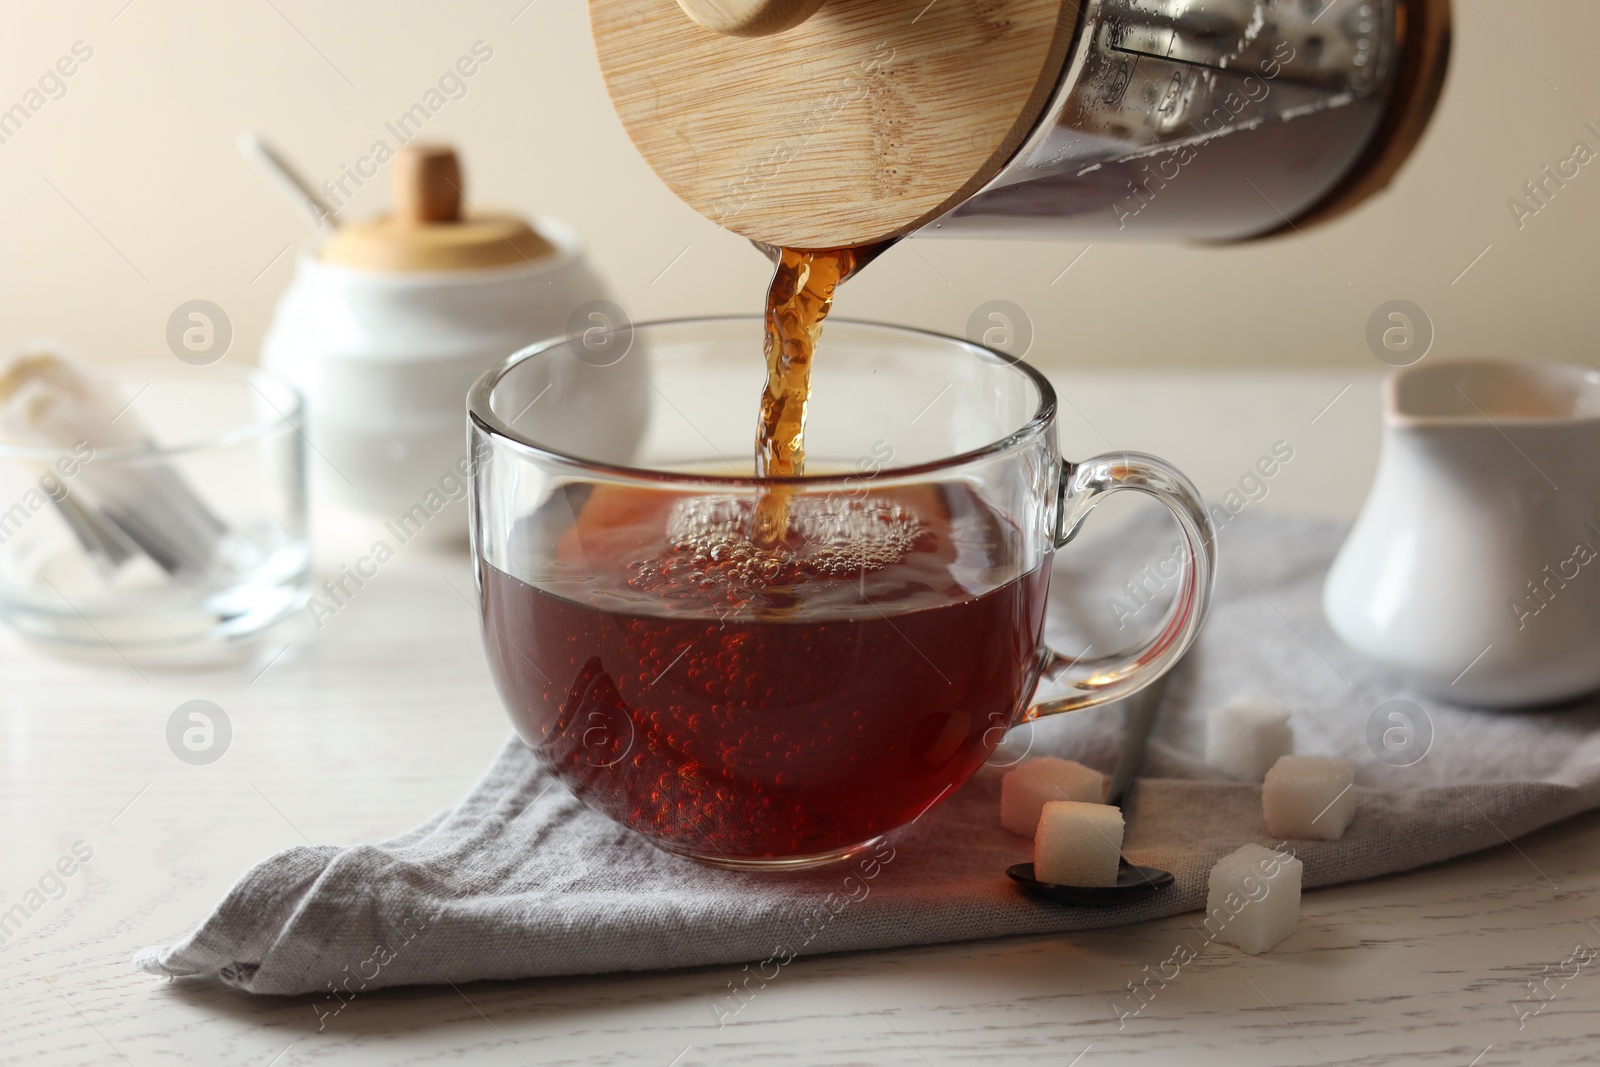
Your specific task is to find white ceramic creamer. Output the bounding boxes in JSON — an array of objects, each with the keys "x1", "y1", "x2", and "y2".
[{"x1": 1325, "y1": 359, "x2": 1600, "y2": 707}]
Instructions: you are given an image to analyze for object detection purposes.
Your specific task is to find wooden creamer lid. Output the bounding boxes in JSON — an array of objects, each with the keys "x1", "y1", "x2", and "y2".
[
  {"x1": 321, "y1": 145, "x2": 556, "y2": 271},
  {"x1": 591, "y1": 0, "x2": 1082, "y2": 249}
]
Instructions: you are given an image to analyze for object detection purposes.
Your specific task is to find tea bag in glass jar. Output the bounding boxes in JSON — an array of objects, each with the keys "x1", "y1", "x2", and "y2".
[{"x1": 0, "y1": 346, "x2": 229, "y2": 579}]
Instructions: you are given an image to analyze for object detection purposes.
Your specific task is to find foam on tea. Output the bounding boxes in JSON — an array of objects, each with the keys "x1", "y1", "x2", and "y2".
[
  {"x1": 648, "y1": 494, "x2": 924, "y2": 588},
  {"x1": 527, "y1": 481, "x2": 1002, "y2": 619}
]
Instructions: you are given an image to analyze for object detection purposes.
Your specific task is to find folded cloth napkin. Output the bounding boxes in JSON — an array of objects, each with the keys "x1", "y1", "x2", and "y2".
[{"x1": 137, "y1": 513, "x2": 1600, "y2": 998}]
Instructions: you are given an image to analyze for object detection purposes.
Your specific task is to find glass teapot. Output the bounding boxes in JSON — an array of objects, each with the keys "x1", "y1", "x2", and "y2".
[{"x1": 591, "y1": 0, "x2": 1452, "y2": 249}]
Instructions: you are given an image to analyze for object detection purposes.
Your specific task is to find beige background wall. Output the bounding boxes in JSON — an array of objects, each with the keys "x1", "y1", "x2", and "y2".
[{"x1": 0, "y1": 0, "x2": 1595, "y2": 370}]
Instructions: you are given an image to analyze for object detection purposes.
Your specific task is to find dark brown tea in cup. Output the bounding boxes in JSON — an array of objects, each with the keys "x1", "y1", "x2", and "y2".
[{"x1": 480, "y1": 482, "x2": 1049, "y2": 862}]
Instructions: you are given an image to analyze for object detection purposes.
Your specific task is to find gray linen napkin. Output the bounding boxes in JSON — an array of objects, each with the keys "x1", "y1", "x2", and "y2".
[{"x1": 136, "y1": 513, "x2": 1600, "y2": 997}]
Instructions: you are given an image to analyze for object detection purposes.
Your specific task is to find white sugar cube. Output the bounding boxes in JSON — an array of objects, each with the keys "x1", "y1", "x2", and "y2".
[
  {"x1": 1205, "y1": 843, "x2": 1302, "y2": 954},
  {"x1": 1205, "y1": 697, "x2": 1293, "y2": 782},
  {"x1": 1000, "y1": 757, "x2": 1106, "y2": 837},
  {"x1": 1035, "y1": 801, "x2": 1123, "y2": 887},
  {"x1": 1263, "y1": 755, "x2": 1356, "y2": 841}
]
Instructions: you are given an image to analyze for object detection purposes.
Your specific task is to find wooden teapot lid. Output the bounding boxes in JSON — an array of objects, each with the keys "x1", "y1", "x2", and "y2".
[
  {"x1": 321, "y1": 145, "x2": 555, "y2": 271},
  {"x1": 591, "y1": 0, "x2": 1081, "y2": 249}
]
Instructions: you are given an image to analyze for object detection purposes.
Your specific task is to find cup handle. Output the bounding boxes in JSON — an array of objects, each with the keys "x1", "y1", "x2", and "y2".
[{"x1": 1022, "y1": 452, "x2": 1217, "y2": 720}]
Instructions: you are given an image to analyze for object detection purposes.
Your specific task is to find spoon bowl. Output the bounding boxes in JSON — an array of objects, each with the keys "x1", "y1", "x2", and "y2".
[{"x1": 1006, "y1": 861, "x2": 1175, "y2": 906}]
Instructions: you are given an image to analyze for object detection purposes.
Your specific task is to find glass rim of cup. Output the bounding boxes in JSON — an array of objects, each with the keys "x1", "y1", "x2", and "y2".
[
  {"x1": 468, "y1": 314, "x2": 1060, "y2": 488},
  {"x1": 0, "y1": 362, "x2": 304, "y2": 464}
]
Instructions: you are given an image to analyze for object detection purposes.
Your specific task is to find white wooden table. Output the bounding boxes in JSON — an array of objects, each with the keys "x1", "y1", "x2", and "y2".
[{"x1": 5, "y1": 370, "x2": 1598, "y2": 1066}]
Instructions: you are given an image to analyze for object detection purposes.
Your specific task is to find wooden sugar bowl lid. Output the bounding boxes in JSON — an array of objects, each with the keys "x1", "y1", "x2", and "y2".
[
  {"x1": 321, "y1": 145, "x2": 555, "y2": 272},
  {"x1": 591, "y1": 0, "x2": 1082, "y2": 250}
]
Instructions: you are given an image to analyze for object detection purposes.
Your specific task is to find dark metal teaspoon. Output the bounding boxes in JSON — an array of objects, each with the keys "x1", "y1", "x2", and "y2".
[{"x1": 1006, "y1": 666, "x2": 1178, "y2": 906}]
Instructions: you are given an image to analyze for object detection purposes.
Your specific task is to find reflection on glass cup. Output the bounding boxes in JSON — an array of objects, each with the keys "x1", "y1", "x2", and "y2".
[
  {"x1": 0, "y1": 364, "x2": 309, "y2": 657},
  {"x1": 469, "y1": 318, "x2": 1215, "y2": 870}
]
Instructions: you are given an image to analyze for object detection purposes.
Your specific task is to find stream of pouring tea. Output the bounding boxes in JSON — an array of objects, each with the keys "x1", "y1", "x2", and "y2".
[{"x1": 752, "y1": 244, "x2": 882, "y2": 546}]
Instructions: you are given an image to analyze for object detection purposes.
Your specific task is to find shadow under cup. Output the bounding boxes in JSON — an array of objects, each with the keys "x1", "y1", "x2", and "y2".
[{"x1": 468, "y1": 318, "x2": 1068, "y2": 869}]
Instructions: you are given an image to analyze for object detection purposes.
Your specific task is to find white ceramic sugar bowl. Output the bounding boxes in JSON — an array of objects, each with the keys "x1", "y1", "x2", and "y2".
[
  {"x1": 1324, "y1": 359, "x2": 1600, "y2": 708},
  {"x1": 261, "y1": 145, "x2": 617, "y2": 540}
]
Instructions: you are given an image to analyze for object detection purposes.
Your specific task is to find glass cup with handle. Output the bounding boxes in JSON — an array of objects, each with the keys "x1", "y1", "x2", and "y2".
[{"x1": 468, "y1": 317, "x2": 1215, "y2": 869}]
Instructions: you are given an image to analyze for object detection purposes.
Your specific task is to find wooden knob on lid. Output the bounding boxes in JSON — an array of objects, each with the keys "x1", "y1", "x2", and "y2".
[
  {"x1": 392, "y1": 144, "x2": 463, "y2": 223},
  {"x1": 320, "y1": 144, "x2": 555, "y2": 272},
  {"x1": 675, "y1": 0, "x2": 826, "y2": 36}
]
